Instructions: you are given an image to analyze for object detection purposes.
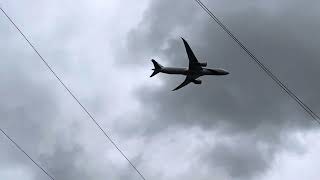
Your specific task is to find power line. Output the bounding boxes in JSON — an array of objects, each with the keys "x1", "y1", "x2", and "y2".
[
  {"x1": 195, "y1": 0, "x2": 320, "y2": 122},
  {"x1": 194, "y1": 0, "x2": 320, "y2": 124},
  {"x1": 0, "y1": 128, "x2": 55, "y2": 180},
  {"x1": 0, "y1": 7, "x2": 146, "y2": 180}
]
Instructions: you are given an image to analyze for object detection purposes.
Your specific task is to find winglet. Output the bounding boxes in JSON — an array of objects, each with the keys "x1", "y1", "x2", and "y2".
[{"x1": 181, "y1": 37, "x2": 190, "y2": 48}]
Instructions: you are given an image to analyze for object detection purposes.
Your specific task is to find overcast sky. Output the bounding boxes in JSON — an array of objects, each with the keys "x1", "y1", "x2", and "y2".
[{"x1": 1, "y1": 0, "x2": 320, "y2": 180}]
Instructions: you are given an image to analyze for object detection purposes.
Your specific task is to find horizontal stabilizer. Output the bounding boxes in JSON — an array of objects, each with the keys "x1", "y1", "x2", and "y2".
[
  {"x1": 151, "y1": 59, "x2": 163, "y2": 69},
  {"x1": 150, "y1": 59, "x2": 163, "y2": 77},
  {"x1": 150, "y1": 70, "x2": 159, "y2": 77}
]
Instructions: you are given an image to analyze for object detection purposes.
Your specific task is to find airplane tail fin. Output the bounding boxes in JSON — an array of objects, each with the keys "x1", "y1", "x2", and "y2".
[{"x1": 150, "y1": 59, "x2": 163, "y2": 77}]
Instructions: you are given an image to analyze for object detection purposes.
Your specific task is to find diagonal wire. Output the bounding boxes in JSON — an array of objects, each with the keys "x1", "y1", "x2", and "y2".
[
  {"x1": 194, "y1": 0, "x2": 320, "y2": 124},
  {"x1": 0, "y1": 128, "x2": 55, "y2": 180},
  {"x1": 0, "y1": 6, "x2": 146, "y2": 180}
]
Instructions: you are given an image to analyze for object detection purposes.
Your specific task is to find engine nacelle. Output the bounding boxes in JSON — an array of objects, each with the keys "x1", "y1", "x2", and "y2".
[
  {"x1": 192, "y1": 79, "x2": 202, "y2": 84},
  {"x1": 198, "y1": 62, "x2": 207, "y2": 67}
]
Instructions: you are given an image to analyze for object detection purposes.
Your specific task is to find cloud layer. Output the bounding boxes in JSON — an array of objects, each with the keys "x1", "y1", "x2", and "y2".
[
  {"x1": 1, "y1": 0, "x2": 320, "y2": 180},
  {"x1": 122, "y1": 0, "x2": 320, "y2": 179}
]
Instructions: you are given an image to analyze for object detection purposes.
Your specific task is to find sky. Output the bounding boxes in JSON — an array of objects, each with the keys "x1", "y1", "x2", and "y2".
[{"x1": 1, "y1": 0, "x2": 320, "y2": 180}]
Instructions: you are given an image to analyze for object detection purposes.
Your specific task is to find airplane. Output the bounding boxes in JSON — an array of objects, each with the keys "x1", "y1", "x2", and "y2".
[{"x1": 150, "y1": 37, "x2": 229, "y2": 91}]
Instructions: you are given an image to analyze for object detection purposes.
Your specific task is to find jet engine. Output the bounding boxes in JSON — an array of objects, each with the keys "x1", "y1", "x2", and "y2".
[
  {"x1": 197, "y1": 62, "x2": 207, "y2": 67},
  {"x1": 192, "y1": 79, "x2": 202, "y2": 84}
]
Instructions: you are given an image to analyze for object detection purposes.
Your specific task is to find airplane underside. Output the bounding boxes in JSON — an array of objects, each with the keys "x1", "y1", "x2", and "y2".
[
  {"x1": 161, "y1": 68, "x2": 228, "y2": 76},
  {"x1": 150, "y1": 37, "x2": 229, "y2": 91}
]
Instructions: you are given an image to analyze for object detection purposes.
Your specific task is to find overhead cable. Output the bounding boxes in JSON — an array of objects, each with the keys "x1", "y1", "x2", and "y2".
[
  {"x1": 194, "y1": 0, "x2": 320, "y2": 124},
  {"x1": 0, "y1": 6, "x2": 146, "y2": 180},
  {"x1": 0, "y1": 128, "x2": 55, "y2": 180}
]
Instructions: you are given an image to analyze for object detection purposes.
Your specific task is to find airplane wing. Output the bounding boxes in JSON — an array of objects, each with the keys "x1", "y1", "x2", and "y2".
[
  {"x1": 181, "y1": 37, "x2": 202, "y2": 70},
  {"x1": 172, "y1": 74, "x2": 200, "y2": 91},
  {"x1": 172, "y1": 78, "x2": 192, "y2": 91}
]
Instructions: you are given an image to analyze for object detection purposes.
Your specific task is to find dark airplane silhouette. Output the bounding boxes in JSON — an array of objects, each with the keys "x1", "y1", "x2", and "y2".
[{"x1": 150, "y1": 37, "x2": 229, "y2": 91}]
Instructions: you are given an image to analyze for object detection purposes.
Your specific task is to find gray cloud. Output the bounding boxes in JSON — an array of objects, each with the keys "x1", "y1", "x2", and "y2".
[
  {"x1": 0, "y1": 1, "x2": 145, "y2": 180},
  {"x1": 121, "y1": 0, "x2": 320, "y2": 179},
  {"x1": 2, "y1": 0, "x2": 320, "y2": 180}
]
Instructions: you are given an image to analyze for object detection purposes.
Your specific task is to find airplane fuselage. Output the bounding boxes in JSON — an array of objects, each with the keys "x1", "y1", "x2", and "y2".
[
  {"x1": 150, "y1": 37, "x2": 229, "y2": 90},
  {"x1": 159, "y1": 67, "x2": 229, "y2": 76}
]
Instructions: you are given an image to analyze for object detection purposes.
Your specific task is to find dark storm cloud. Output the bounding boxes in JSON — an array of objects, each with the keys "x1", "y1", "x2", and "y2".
[
  {"x1": 209, "y1": 141, "x2": 269, "y2": 178},
  {"x1": 123, "y1": 0, "x2": 320, "y2": 179},
  {"x1": 2, "y1": 0, "x2": 320, "y2": 179},
  {"x1": 118, "y1": 0, "x2": 200, "y2": 66}
]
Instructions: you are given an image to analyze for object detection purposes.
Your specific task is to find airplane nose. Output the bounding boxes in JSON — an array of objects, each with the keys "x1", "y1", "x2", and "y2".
[
  {"x1": 219, "y1": 69, "x2": 229, "y2": 75},
  {"x1": 209, "y1": 68, "x2": 230, "y2": 75}
]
